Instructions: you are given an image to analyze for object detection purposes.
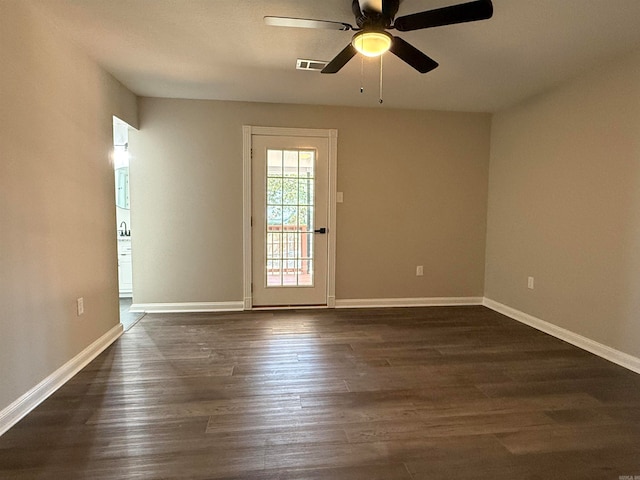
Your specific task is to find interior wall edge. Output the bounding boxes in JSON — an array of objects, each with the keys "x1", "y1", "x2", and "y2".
[
  {"x1": 0, "y1": 324, "x2": 123, "y2": 437},
  {"x1": 483, "y1": 298, "x2": 640, "y2": 375}
]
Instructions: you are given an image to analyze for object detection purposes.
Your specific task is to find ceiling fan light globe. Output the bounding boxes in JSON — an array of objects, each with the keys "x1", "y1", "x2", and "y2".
[{"x1": 352, "y1": 31, "x2": 392, "y2": 57}]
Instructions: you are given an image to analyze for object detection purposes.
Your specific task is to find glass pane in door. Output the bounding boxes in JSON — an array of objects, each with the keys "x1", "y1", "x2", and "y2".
[{"x1": 266, "y1": 149, "x2": 315, "y2": 287}]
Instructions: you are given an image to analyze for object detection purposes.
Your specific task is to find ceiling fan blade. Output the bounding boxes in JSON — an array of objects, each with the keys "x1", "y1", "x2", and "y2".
[
  {"x1": 264, "y1": 16, "x2": 353, "y2": 31},
  {"x1": 394, "y1": 0, "x2": 493, "y2": 32},
  {"x1": 321, "y1": 44, "x2": 357, "y2": 74},
  {"x1": 389, "y1": 36, "x2": 439, "y2": 73}
]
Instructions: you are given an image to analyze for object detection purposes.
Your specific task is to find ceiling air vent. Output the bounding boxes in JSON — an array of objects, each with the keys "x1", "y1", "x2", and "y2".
[{"x1": 296, "y1": 59, "x2": 328, "y2": 71}]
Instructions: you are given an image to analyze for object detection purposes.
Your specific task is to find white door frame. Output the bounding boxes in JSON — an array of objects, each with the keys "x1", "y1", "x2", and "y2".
[{"x1": 243, "y1": 126, "x2": 337, "y2": 310}]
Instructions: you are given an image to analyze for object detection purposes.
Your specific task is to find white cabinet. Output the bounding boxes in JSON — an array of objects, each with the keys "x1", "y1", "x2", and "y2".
[{"x1": 118, "y1": 238, "x2": 132, "y2": 296}]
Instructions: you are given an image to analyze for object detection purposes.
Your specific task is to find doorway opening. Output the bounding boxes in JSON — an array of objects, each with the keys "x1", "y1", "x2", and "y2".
[{"x1": 112, "y1": 116, "x2": 142, "y2": 330}]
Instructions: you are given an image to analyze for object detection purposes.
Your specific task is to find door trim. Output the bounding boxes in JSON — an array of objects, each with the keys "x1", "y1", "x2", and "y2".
[{"x1": 242, "y1": 126, "x2": 337, "y2": 310}]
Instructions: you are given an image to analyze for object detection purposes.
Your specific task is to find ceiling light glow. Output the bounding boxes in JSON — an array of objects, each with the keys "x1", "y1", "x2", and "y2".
[{"x1": 352, "y1": 31, "x2": 392, "y2": 57}]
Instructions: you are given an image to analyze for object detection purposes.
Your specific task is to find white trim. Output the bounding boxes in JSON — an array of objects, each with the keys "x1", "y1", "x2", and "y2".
[
  {"x1": 243, "y1": 297, "x2": 252, "y2": 310},
  {"x1": 327, "y1": 129, "x2": 338, "y2": 311},
  {"x1": 249, "y1": 126, "x2": 335, "y2": 138},
  {"x1": 0, "y1": 324, "x2": 123, "y2": 437},
  {"x1": 242, "y1": 125, "x2": 253, "y2": 311},
  {"x1": 483, "y1": 297, "x2": 640, "y2": 375},
  {"x1": 242, "y1": 125, "x2": 338, "y2": 310},
  {"x1": 327, "y1": 295, "x2": 336, "y2": 308},
  {"x1": 335, "y1": 297, "x2": 484, "y2": 309},
  {"x1": 130, "y1": 302, "x2": 244, "y2": 313}
]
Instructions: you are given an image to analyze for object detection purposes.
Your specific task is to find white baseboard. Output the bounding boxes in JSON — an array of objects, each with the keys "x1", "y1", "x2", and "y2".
[
  {"x1": 335, "y1": 297, "x2": 484, "y2": 309},
  {"x1": 0, "y1": 324, "x2": 123, "y2": 437},
  {"x1": 134, "y1": 298, "x2": 483, "y2": 312},
  {"x1": 130, "y1": 301, "x2": 245, "y2": 313},
  {"x1": 483, "y1": 297, "x2": 640, "y2": 375}
]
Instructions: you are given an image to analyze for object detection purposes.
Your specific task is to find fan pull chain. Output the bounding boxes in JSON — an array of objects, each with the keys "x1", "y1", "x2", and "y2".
[
  {"x1": 379, "y1": 54, "x2": 384, "y2": 104},
  {"x1": 360, "y1": 55, "x2": 364, "y2": 94}
]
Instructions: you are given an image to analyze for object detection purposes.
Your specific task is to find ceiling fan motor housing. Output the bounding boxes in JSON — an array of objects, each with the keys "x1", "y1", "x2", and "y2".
[{"x1": 352, "y1": 0, "x2": 400, "y2": 30}]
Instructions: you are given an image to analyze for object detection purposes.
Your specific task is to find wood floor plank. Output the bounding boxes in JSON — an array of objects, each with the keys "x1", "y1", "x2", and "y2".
[
  {"x1": 406, "y1": 450, "x2": 604, "y2": 480},
  {"x1": 495, "y1": 423, "x2": 640, "y2": 455},
  {"x1": 415, "y1": 392, "x2": 605, "y2": 418},
  {"x1": 1, "y1": 306, "x2": 639, "y2": 479},
  {"x1": 343, "y1": 411, "x2": 557, "y2": 443},
  {"x1": 217, "y1": 463, "x2": 414, "y2": 480}
]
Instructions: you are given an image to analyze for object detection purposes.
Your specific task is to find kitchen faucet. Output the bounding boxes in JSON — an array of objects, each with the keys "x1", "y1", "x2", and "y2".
[{"x1": 119, "y1": 221, "x2": 129, "y2": 236}]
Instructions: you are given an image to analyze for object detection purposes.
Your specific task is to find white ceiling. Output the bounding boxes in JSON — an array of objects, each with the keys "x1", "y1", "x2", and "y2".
[{"x1": 31, "y1": 0, "x2": 640, "y2": 112}]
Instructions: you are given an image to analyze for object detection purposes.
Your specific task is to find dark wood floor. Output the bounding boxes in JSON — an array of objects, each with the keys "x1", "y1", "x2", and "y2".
[{"x1": 1, "y1": 306, "x2": 639, "y2": 479}]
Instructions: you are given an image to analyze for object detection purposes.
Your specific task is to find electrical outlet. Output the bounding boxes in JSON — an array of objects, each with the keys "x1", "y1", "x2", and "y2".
[
  {"x1": 416, "y1": 265, "x2": 424, "y2": 276},
  {"x1": 527, "y1": 277, "x2": 535, "y2": 290},
  {"x1": 77, "y1": 297, "x2": 84, "y2": 316}
]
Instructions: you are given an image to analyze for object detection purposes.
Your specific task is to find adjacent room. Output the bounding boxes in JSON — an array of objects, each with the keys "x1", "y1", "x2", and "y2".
[{"x1": 1, "y1": 0, "x2": 640, "y2": 478}]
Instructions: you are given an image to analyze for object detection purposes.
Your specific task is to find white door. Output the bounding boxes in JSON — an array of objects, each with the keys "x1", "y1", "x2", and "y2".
[{"x1": 251, "y1": 134, "x2": 330, "y2": 307}]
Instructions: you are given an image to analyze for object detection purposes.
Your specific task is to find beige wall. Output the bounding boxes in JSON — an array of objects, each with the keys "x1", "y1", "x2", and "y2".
[
  {"x1": 0, "y1": 1, "x2": 137, "y2": 411},
  {"x1": 130, "y1": 99, "x2": 491, "y2": 304},
  {"x1": 485, "y1": 49, "x2": 640, "y2": 358}
]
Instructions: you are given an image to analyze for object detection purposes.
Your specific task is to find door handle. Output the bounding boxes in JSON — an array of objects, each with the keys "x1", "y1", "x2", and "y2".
[{"x1": 314, "y1": 227, "x2": 327, "y2": 234}]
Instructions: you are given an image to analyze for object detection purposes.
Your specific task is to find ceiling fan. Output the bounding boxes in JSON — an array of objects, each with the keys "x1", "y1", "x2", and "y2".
[{"x1": 265, "y1": 0, "x2": 493, "y2": 74}]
